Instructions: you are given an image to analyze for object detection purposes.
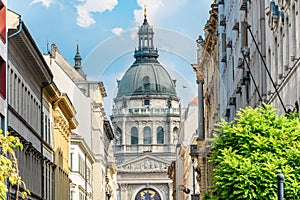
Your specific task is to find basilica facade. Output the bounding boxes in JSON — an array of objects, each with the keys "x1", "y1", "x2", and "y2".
[{"x1": 111, "y1": 11, "x2": 181, "y2": 200}]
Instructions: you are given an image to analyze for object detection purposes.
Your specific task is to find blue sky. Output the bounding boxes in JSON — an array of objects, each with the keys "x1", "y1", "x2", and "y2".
[{"x1": 8, "y1": 0, "x2": 212, "y2": 114}]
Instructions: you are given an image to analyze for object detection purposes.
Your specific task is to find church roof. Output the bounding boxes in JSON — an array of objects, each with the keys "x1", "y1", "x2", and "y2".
[
  {"x1": 116, "y1": 9, "x2": 177, "y2": 98},
  {"x1": 117, "y1": 62, "x2": 177, "y2": 97}
]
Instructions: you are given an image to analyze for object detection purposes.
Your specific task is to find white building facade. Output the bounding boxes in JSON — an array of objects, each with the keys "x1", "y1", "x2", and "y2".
[
  {"x1": 111, "y1": 12, "x2": 181, "y2": 200},
  {"x1": 218, "y1": 0, "x2": 300, "y2": 114},
  {"x1": 70, "y1": 134, "x2": 94, "y2": 200},
  {"x1": 217, "y1": 0, "x2": 268, "y2": 119},
  {"x1": 265, "y1": 0, "x2": 300, "y2": 113},
  {"x1": 44, "y1": 44, "x2": 116, "y2": 200}
]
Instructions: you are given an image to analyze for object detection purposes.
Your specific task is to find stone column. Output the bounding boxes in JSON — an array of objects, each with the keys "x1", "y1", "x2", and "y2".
[
  {"x1": 196, "y1": 156, "x2": 207, "y2": 200},
  {"x1": 138, "y1": 122, "x2": 143, "y2": 145},
  {"x1": 120, "y1": 184, "x2": 128, "y2": 200},
  {"x1": 152, "y1": 123, "x2": 157, "y2": 145},
  {"x1": 122, "y1": 120, "x2": 126, "y2": 151},
  {"x1": 168, "y1": 183, "x2": 173, "y2": 200}
]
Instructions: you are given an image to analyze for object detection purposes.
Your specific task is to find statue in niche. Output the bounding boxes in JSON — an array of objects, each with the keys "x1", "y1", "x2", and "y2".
[{"x1": 172, "y1": 127, "x2": 178, "y2": 144}]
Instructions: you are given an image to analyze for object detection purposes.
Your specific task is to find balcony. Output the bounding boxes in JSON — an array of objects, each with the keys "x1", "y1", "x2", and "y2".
[
  {"x1": 220, "y1": 14, "x2": 226, "y2": 26},
  {"x1": 114, "y1": 144, "x2": 176, "y2": 154},
  {"x1": 240, "y1": 0, "x2": 247, "y2": 11},
  {"x1": 112, "y1": 107, "x2": 180, "y2": 116}
]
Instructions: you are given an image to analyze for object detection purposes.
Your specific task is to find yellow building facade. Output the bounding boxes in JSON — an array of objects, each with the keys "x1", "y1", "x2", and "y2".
[{"x1": 44, "y1": 83, "x2": 77, "y2": 200}]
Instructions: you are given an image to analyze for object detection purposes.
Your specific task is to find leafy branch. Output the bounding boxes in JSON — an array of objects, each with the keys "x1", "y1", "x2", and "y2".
[{"x1": 0, "y1": 129, "x2": 30, "y2": 200}]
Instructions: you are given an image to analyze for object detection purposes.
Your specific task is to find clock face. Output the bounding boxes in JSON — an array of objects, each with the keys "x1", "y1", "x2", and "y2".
[{"x1": 135, "y1": 188, "x2": 161, "y2": 200}]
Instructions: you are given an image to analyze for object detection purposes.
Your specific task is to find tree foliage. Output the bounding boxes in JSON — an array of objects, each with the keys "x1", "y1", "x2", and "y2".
[
  {"x1": 0, "y1": 129, "x2": 30, "y2": 200},
  {"x1": 209, "y1": 104, "x2": 300, "y2": 199}
]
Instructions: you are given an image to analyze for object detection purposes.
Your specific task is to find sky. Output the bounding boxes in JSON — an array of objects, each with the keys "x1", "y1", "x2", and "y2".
[{"x1": 8, "y1": 0, "x2": 212, "y2": 116}]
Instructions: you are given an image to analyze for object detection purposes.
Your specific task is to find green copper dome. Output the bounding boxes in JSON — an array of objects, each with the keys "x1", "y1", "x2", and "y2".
[
  {"x1": 117, "y1": 63, "x2": 177, "y2": 98},
  {"x1": 116, "y1": 11, "x2": 177, "y2": 98}
]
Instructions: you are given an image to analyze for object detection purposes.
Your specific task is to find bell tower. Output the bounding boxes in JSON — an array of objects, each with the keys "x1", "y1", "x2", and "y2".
[{"x1": 134, "y1": 6, "x2": 159, "y2": 63}]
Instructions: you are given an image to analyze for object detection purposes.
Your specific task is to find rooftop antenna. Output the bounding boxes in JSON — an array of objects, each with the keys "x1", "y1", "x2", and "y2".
[
  {"x1": 46, "y1": 34, "x2": 50, "y2": 54},
  {"x1": 47, "y1": 40, "x2": 50, "y2": 54}
]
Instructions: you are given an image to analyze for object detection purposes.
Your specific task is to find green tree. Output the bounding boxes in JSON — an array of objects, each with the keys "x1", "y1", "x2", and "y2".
[
  {"x1": 209, "y1": 104, "x2": 300, "y2": 199},
  {"x1": 0, "y1": 129, "x2": 30, "y2": 200}
]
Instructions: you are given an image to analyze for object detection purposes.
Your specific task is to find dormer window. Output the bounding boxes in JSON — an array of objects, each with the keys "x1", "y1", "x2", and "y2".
[{"x1": 144, "y1": 99, "x2": 150, "y2": 105}]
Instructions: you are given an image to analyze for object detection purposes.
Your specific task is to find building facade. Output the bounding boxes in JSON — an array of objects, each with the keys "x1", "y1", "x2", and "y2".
[
  {"x1": 189, "y1": 2, "x2": 220, "y2": 199},
  {"x1": 168, "y1": 97, "x2": 200, "y2": 200},
  {"x1": 52, "y1": 93, "x2": 77, "y2": 200},
  {"x1": 265, "y1": 0, "x2": 300, "y2": 113},
  {"x1": 69, "y1": 134, "x2": 94, "y2": 200},
  {"x1": 111, "y1": 11, "x2": 181, "y2": 200},
  {"x1": 7, "y1": 10, "x2": 53, "y2": 199},
  {"x1": 44, "y1": 43, "x2": 116, "y2": 200},
  {"x1": 218, "y1": 0, "x2": 267, "y2": 117},
  {"x1": 191, "y1": 0, "x2": 300, "y2": 198},
  {"x1": 43, "y1": 83, "x2": 78, "y2": 200}
]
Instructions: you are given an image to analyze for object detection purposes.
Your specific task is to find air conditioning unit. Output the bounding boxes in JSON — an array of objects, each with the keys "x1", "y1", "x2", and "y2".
[
  {"x1": 243, "y1": 71, "x2": 251, "y2": 83},
  {"x1": 291, "y1": 55, "x2": 297, "y2": 62},
  {"x1": 221, "y1": 52, "x2": 227, "y2": 62},
  {"x1": 238, "y1": 58, "x2": 244, "y2": 68},
  {"x1": 225, "y1": 108, "x2": 231, "y2": 118},
  {"x1": 229, "y1": 97, "x2": 236, "y2": 105},
  {"x1": 232, "y1": 22, "x2": 239, "y2": 31},
  {"x1": 190, "y1": 145, "x2": 198, "y2": 157},
  {"x1": 220, "y1": 14, "x2": 226, "y2": 26},
  {"x1": 226, "y1": 39, "x2": 232, "y2": 48},
  {"x1": 236, "y1": 86, "x2": 242, "y2": 94},
  {"x1": 241, "y1": 46, "x2": 250, "y2": 58},
  {"x1": 240, "y1": 0, "x2": 247, "y2": 11}
]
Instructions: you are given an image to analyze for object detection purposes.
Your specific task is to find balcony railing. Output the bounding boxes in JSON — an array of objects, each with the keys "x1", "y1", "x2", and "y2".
[
  {"x1": 114, "y1": 144, "x2": 176, "y2": 153},
  {"x1": 112, "y1": 107, "x2": 180, "y2": 115}
]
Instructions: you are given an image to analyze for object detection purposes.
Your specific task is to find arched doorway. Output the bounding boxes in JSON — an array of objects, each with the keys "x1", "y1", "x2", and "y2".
[{"x1": 135, "y1": 188, "x2": 161, "y2": 200}]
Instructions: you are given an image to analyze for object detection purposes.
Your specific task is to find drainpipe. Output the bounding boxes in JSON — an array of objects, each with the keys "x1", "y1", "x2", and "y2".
[
  {"x1": 197, "y1": 78, "x2": 205, "y2": 141},
  {"x1": 85, "y1": 153, "x2": 87, "y2": 200},
  {"x1": 6, "y1": 16, "x2": 23, "y2": 134},
  {"x1": 8, "y1": 17, "x2": 23, "y2": 40},
  {"x1": 5, "y1": 15, "x2": 23, "y2": 200}
]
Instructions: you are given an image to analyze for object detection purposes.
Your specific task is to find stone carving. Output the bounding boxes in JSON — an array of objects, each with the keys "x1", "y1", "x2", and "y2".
[
  {"x1": 117, "y1": 157, "x2": 169, "y2": 173},
  {"x1": 120, "y1": 184, "x2": 128, "y2": 191}
]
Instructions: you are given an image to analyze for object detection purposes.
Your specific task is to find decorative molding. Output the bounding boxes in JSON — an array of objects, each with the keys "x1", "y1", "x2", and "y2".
[{"x1": 117, "y1": 155, "x2": 170, "y2": 173}]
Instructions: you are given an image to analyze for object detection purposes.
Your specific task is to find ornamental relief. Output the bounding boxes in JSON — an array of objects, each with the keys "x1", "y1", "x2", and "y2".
[{"x1": 117, "y1": 158, "x2": 168, "y2": 173}]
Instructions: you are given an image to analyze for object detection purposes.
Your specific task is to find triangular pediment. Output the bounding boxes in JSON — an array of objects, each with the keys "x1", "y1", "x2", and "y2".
[{"x1": 117, "y1": 154, "x2": 171, "y2": 173}]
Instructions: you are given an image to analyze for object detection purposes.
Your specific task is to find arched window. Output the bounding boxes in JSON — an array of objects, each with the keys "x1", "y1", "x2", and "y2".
[
  {"x1": 167, "y1": 99, "x2": 172, "y2": 108},
  {"x1": 173, "y1": 127, "x2": 178, "y2": 143},
  {"x1": 157, "y1": 127, "x2": 164, "y2": 144},
  {"x1": 131, "y1": 127, "x2": 138, "y2": 145},
  {"x1": 135, "y1": 188, "x2": 161, "y2": 200},
  {"x1": 143, "y1": 126, "x2": 152, "y2": 144},
  {"x1": 116, "y1": 127, "x2": 122, "y2": 145}
]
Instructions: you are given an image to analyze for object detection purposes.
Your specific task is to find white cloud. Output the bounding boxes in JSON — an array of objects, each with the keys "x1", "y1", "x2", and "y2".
[
  {"x1": 112, "y1": 27, "x2": 124, "y2": 36},
  {"x1": 133, "y1": 0, "x2": 185, "y2": 27},
  {"x1": 30, "y1": 0, "x2": 54, "y2": 7},
  {"x1": 76, "y1": 5, "x2": 96, "y2": 27},
  {"x1": 134, "y1": 0, "x2": 163, "y2": 26},
  {"x1": 76, "y1": 0, "x2": 118, "y2": 28}
]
